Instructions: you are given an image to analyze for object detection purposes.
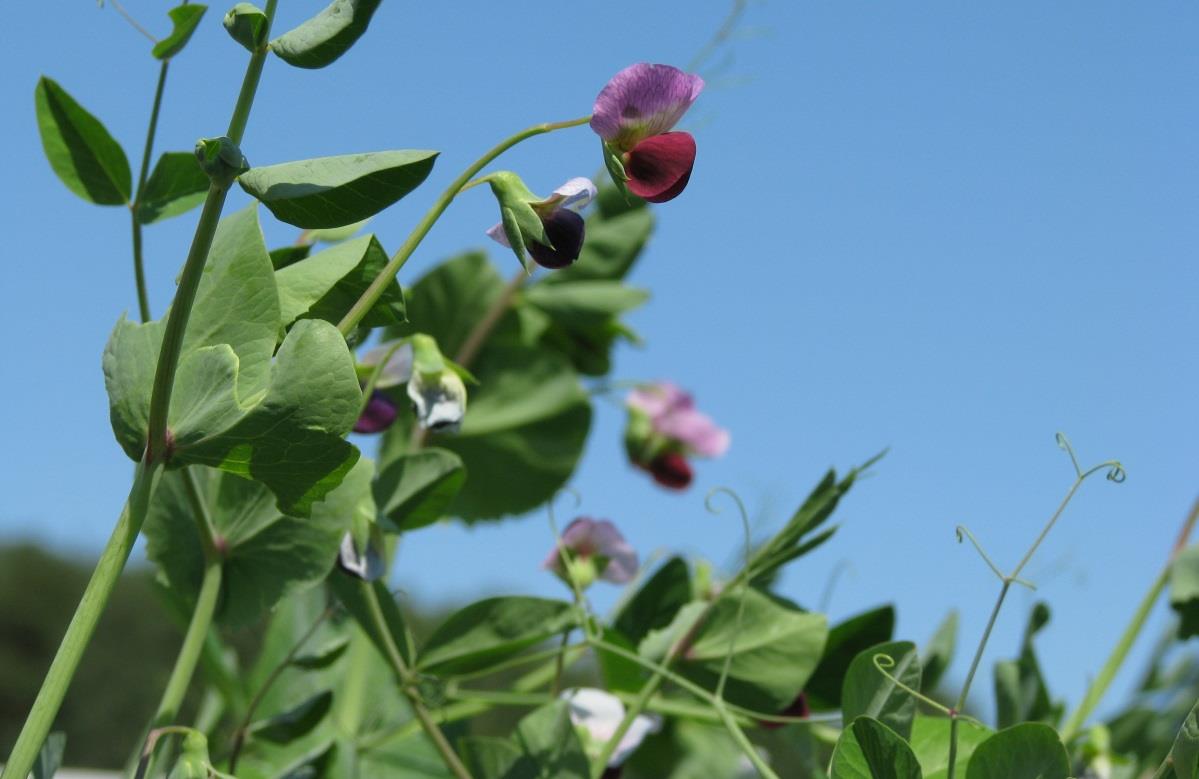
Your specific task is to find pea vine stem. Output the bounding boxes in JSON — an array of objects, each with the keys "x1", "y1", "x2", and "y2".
[
  {"x1": 335, "y1": 115, "x2": 591, "y2": 337},
  {"x1": 359, "y1": 581, "x2": 474, "y2": 779},
  {"x1": 1059, "y1": 494, "x2": 1199, "y2": 742},
  {"x1": 1, "y1": 6, "x2": 277, "y2": 777},
  {"x1": 945, "y1": 450, "x2": 1124, "y2": 779},
  {"x1": 129, "y1": 59, "x2": 170, "y2": 322}
]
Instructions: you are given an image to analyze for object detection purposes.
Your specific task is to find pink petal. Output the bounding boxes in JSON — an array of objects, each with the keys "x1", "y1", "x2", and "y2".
[
  {"x1": 626, "y1": 382, "x2": 692, "y2": 419},
  {"x1": 590, "y1": 63, "x2": 704, "y2": 151},
  {"x1": 655, "y1": 407, "x2": 730, "y2": 458},
  {"x1": 625, "y1": 132, "x2": 697, "y2": 203}
]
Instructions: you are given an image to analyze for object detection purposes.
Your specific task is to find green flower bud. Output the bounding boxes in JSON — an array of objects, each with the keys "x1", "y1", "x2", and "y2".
[
  {"x1": 194, "y1": 136, "x2": 249, "y2": 188},
  {"x1": 223, "y1": 2, "x2": 269, "y2": 52}
]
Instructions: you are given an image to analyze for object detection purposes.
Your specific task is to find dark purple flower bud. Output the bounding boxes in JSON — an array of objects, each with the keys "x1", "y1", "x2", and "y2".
[
  {"x1": 354, "y1": 390, "x2": 397, "y2": 433},
  {"x1": 646, "y1": 451, "x2": 693, "y2": 490},
  {"x1": 527, "y1": 208, "x2": 586, "y2": 269}
]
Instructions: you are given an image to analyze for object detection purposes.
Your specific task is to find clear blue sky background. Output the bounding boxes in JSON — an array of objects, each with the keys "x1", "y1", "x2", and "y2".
[{"x1": 1, "y1": 1, "x2": 1196, "y2": 722}]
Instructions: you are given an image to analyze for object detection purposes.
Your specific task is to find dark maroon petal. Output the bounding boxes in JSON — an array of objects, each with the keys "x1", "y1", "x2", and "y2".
[
  {"x1": 528, "y1": 208, "x2": 586, "y2": 269},
  {"x1": 601, "y1": 768, "x2": 623, "y2": 779},
  {"x1": 354, "y1": 391, "x2": 398, "y2": 433},
  {"x1": 647, "y1": 451, "x2": 693, "y2": 490},
  {"x1": 760, "y1": 692, "x2": 809, "y2": 730},
  {"x1": 624, "y1": 132, "x2": 696, "y2": 203}
]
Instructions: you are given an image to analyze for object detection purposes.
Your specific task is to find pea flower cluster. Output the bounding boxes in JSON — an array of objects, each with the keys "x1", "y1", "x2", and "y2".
[
  {"x1": 543, "y1": 517, "x2": 638, "y2": 590},
  {"x1": 625, "y1": 382, "x2": 729, "y2": 489}
]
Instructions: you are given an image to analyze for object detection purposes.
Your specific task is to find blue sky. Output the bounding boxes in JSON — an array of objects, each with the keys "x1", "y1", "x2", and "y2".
[{"x1": 1, "y1": 1, "x2": 1196, "y2": 721}]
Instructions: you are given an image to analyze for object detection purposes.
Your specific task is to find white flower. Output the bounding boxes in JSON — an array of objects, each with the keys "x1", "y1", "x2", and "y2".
[
  {"x1": 407, "y1": 370, "x2": 467, "y2": 432},
  {"x1": 359, "y1": 341, "x2": 414, "y2": 389},
  {"x1": 561, "y1": 687, "x2": 660, "y2": 767}
]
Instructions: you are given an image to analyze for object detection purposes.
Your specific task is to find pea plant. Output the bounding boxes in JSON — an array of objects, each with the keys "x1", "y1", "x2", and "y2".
[{"x1": 8, "y1": 2, "x2": 1199, "y2": 778}]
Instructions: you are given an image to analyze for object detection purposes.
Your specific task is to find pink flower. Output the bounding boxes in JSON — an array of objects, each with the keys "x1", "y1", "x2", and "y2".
[
  {"x1": 591, "y1": 63, "x2": 704, "y2": 203},
  {"x1": 624, "y1": 382, "x2": 728, "y2": 490},
  {"x1": 543, "y1": 518, "x2": 638, "y2": 586}
]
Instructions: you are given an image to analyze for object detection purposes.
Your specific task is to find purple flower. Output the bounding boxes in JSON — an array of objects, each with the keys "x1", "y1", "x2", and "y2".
[
  {"x1": 543, "y1": 517, "x2": 638, "y2": 586},
  {"x1": 354, "y1": 390, "x2": 398, "y2": 433},
  {"x1": 624, "y1": 382, "x2": 729, "y2": 490},
  {"x1": 591, "y1": 63, "x2": 704, "y2": 203},
  {"x1": 487, "y1": 176, "x2": 597, "y2": 269}
]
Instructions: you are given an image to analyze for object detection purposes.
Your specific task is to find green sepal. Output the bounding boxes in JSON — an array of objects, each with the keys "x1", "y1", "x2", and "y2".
[
  {"x1": 600, "y1": 139, "x2": 631, "y2": 200},
  {"x1": 194, "y1": 136, "x2": 248, "y2": 187},
  {"x1": 153, "y1": 4, "x2": 207, "y2": 60},
  {"x1": 409, "y1": 333, "x2": 447, "y2": 377},
  {"x1": 223, "y1": 3, "x2": 269, "y2": 52},
  {"x1": 499, "y1": 206, "x2": 532, "y2": 273}
]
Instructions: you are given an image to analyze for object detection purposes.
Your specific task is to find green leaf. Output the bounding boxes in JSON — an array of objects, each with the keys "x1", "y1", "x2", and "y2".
[
  {"x1": 291, "y1": 635, "x2": 350, "y2": 670},
  {"x1": 504, "y1": 702, "x2": 590, "y2": 779},
  {"x1": 249, "y1": 690, "x2": 333, "y2": 744},
  {"x1": 1170, "y1": 698, "x2": 1199, "y2": 779},
  {"x1": 34, "y1": 76, "x2": 131, "y2": 204},
  {"x1": 275, "y1": 234, "x2": 405, "y2": 328},
  {"x1": 921, "y1": 610, "x2": 959, "y2": 692},
  {"x1": 806, "y1": 605, "x2": 896, "y2": 711},
  {"x1": 594, "y1": 629, "x2": 645, "y2": 694},
  {"x1": 270, "y1": 244, "x2": 311, "y2": 270},
  {"x1": 144, "y1": 460, "x2": 368, "y2": 625},
  {"x1": 1170, "y1": 546, "x2": 1199, "y2": 639},
  {"x1": 520, "y1": 280, "x2": 649, "y2": 376},
  {"x1": 842, "y1": 640, "x2": 922, "y2": 741},
  {"x1": 32, "y1": 732, "x2": 65, "y2": 779},
  {"x1": 239, "y1": 150, "x2": 438, "y2": 229},
  {"x1": 307, "y1": 218, "x2": 370, "y2": 243},
  {"x1": 679, "y1": 587, "x2": 827, "y2": 711},
  {"x1": 964, "y1": 723, "x2": 1069, "y2": 779},
  {"x1": 327, "y1": 573, "x2": 414, "y2": 666},
  {"x1": 460, "y1": 737, "x2": 522, "y2": 779},
  {"x1": 417, "y1": 597, "x2": 576, "y2": 676},
  {"x1": 373, "y1": 448, "x2": 466, "y2": 531},
  {"x1": 435, "y1": 343, "x2": 590, "y2": 521},
  {"x1": 993, "y1": 602, "x2": 1060, "y2": 729},
  {"x1": 138, "y1": 151, "x2": 209, "y2": 223},
  {"x1": 909, "y1": 716, "x2": 992, "y2": 779},
  {"x1": 831, "y1": 716, "x2": 923, "y2": 779},
  {"x1": 613, "y1": 557, "x2": 691, "y2": 646},
  {"x1": 393, "y1": 251, "x2": 506, "y2": 357},
  {"x1": 152, "y1": 4, "x2": 207, "y2": 60},
  {"x1": 270, "y1": 0, "x2": 382, "y2": 68}
]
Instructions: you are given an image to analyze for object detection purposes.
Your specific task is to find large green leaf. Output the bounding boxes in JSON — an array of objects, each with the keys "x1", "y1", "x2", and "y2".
[
  {"x1": 270, "y1": 0, "x2": 382, "y2": 69},
  {"x1": 807, "y1": 605, "x2": 896, "y2": 710},
  {"x1": 1171, "y1": 699, "x2": 1199, "y2": 779},
  {"x1": 842, "y1": 640, "x2": 922, "y2": 741},
  {"x1": 327, "y1": 573, "x2": 414, "y2": 666},
  {"x1": 460, "y1": 737, "x2": 522, "y2": 779},
  {"x1": 249, "y1": 690, "x2": 333, "y2": 744},
  {"x1": 921, "y1": 610, "x2": 959, "y2": 692},
  {"x1": 909, "y1": 717, "x2": 992, "y2": 779},
  {"x1": 1171, "y1": 546, "x2": 1199, "y2": 639},
  {"x1": 393, "y1": 251, "x2": 506, "y2": 356},
  {"x1": 503, "y1": 702, "x2": 589, "y2": 779},
  {"x1": 152, "y1": 4, "x2": 207, "y2": 60},
  {"x1": 417, "y1": 597, "x2": 576, "y2": 676},
  {"x1": 520, "y1": 280, "x2": 648, "y2": 376},
  {"x1": 964, "y1": 723, "x2": 1069, "y2": 779},
  {"x1": 373, "y1": 448, "x2": 465, "y2": 531},
  {"x1": 613, "y1": 557, "x2": 691, "y2": 646},
  {"x1": 144, "y1": 460, "x2": 367, "y2": 625},
  {"x1": 678, "y1": 587, "x2": 827, "y2": 711},
  {"x1": 239, "y1": 150, "x2": 438, "y2": 228},
  {"x1": 831, "y1": 716, "x2": 923, "y2": 779},
  {"x1": 35, "y1": 76, "x2": 131, "y2": 204},
  {"x1": 138, "y1": 151, "x2": 210, "y2": 224},
  {"x1": 436, "y1": 343, "x2": 590, "y2": 520},
  {"x1": 274, "y1": 234, "x2": 405, "y2": 328}
]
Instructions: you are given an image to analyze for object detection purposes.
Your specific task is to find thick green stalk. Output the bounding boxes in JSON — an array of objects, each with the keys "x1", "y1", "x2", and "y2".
[
  {"x1": 1, "y1": 463, "x2": 161, "y2": 779},
  {"x1": 151, "y1": 560, "x2": 223, "y2": 723},
  {"x1": 336, "y1": 115, "x2": 591, "y2": 337},
  {"x1": 1059, "y1": 495, "x2": 1199, "y2": 741},
  {"x1": 360, "y1": 583, "x2": 473, "y2": 779},
  {"x1": 129, "y1": 60, "x2": 171, "y2": 322},
  {"x1": 3, "y1": 9, "x2": 277, "y2": 776}
]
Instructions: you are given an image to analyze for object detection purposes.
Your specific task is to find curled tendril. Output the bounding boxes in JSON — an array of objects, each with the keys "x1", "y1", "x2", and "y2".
[
  {"x1": 955, "y1": 525, "x2": 1036, "y2": 590},
  {"x1": 705, "y1": 486, "x2": 753, "y2": 701},
  {"x1": 871, "y1": 654, "x2": 985, "y2": 727},
  {"x1": 1056, "y1": 431, "x2": 1083, "y2": 477}
]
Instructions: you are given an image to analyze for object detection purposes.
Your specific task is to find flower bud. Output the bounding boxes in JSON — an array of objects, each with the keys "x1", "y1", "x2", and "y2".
[
  {"x1": 223, "y1": 3, "x2": 269, "y2": 52},
  {"x1": 485, "y1": 173, "x2": 596, "y2": 271},
  {"x1": 407, "y1": 334, "x2": 467, "y2": 432},
  {"x1": 194, "y1": 136, "x2": 248, "y2": 188}
]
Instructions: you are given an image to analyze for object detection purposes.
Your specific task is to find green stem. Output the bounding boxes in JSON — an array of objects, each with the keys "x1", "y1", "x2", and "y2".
[
  {"x1": 3, "y1": 9, "x2": 278, "y2": 775},
  {"x1": 360, "y1": 583, "x2": 473, "y2": 779},
  {"x1": 129, "y1": 60, "x2": 171, "y2": 322},
  {"x1": 336, "y1": 115, "x2": 591, "y2": 337},
  {"x1": 1059, "y1": 495, "x2": 1199, "y2": 742},
  {"x1": 152, "y1": 560, "x2": 223, "y2": 726},
  {"x1": 1, "y1": 463, "x2": 161, "y2": 779},
  {"x1": 716, "y1": 704, "x2": 780, "y2": 779}
]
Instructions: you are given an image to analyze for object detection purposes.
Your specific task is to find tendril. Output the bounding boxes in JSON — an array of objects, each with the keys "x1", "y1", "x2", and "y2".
[
  {"x1": 872, "y1": 654, "x2": 985, "y2": 727},
  {"x1": 705, "y1": 486, "x2": 753, "y2": 701},
  {"x1": 1056, "y1": 432, "x2": 1083, "y2": 478},
  {"x1": 955, "y1": 526, "x2": 1036, "y2": 590}
]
